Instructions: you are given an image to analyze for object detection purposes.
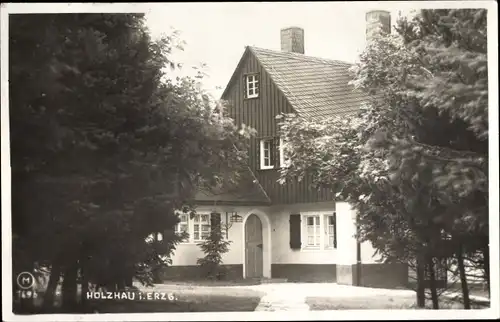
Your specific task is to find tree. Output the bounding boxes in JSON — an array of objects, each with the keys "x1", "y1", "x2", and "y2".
[
  {"x1": 278, "y1": 9, "x2": 488, "y2": 309},
  {"x1": 10, "y1": 13, "x2": 251, "y2": 312},
  {"x1": 196, "y1": 213, "x2": 232, "y2": 280}
]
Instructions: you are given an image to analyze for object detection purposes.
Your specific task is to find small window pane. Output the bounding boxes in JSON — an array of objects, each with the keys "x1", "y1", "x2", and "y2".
[
  {"x1": 307, "y1": 217, "x2": 314, "y2": 225},
  {"x1": 201, "y1": 215, "x2": 209, "y2": 222},
  {"x1": 194, "y1": 232, "x2": 200, "y2": 240}
]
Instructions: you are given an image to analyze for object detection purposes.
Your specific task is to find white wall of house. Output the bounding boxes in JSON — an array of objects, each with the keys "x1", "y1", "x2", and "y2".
[
  {"x1": 169, "y1": 201, "x2": 382, "y2": 272},
  {"x1": 331, "y1": 202, "x2": 382, "y2": 265},
  {"x1": 169, "y1": 205, "x2": 252, "y2": 266},
  {"x1": 169, "y1": 205, "x2": 273, "y2": 278}
]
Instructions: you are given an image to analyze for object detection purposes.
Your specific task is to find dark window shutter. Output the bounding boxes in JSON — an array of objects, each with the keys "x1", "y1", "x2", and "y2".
[
  {"x1": 210, "y1": 212, "x2": 221, "y2": 230},
  {"x1": 289, "y1": 214, "x2": 301, "y2": 249},
  {"x1": 333, "y1": 212, "x2": 337, "y2": 248}
]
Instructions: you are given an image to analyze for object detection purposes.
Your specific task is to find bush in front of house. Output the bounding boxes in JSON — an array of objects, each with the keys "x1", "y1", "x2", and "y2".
[{"x1": 196, "y1": 214, "x2": 232, "y2": 280}]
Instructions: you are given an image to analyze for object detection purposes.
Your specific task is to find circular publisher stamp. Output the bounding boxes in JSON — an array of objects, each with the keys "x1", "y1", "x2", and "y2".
[{"x1": 16, "y1": 272, "x2": 35, "y2": 290}]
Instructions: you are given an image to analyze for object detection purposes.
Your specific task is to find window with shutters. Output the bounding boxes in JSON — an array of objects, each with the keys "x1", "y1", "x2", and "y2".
[
  {"x1": 245, "y1": 74, "x2": 259, "y2": 98},
  {"x1": 300, "y1": 212, "x2": 337, "y2": 250},
  {"x1": 175, "y1": 213, "x2": 223, "y2": 243}
]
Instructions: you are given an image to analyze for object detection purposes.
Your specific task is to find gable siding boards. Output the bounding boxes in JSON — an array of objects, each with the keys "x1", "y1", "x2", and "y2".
[{"x1": 223, "y1": 51, "x2": 335, "y2": 205}]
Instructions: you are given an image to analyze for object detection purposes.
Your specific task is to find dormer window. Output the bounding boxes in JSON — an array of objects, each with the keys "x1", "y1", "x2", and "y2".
[{"x1": 245, "y1": 74, "x2": 259, "y2": 99}]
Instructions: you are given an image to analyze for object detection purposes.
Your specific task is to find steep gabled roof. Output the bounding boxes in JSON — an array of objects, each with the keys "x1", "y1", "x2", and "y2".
[
  {"x1": 221, "y1": 46, "x2": 369, "y2": 120},
  {"x1": 249, "y1": 46, "x2": 368, "y2": 119}
]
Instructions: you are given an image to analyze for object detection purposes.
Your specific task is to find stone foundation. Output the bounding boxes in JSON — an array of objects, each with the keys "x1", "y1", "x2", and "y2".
[{"x1": 158, "y1": 262, "x2": 408, "y2": 289}]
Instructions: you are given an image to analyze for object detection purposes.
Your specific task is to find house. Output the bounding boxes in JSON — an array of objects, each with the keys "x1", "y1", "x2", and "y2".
[{"x1": 162, "y1": 10, "x2": 409, "y2": 289}]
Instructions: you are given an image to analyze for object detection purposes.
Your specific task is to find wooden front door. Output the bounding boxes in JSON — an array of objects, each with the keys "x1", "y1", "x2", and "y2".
[{"x1": 245, "y1": 214, "x2": 263, "y2": 278}]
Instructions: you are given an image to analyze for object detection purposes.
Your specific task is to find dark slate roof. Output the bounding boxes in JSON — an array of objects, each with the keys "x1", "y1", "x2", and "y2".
[
  {"x1": 193, "y1": 166, "x2": 271, "y2": 206},
  {"x1": 249, "y1": 46, "x2": 369, "y2": 119}
]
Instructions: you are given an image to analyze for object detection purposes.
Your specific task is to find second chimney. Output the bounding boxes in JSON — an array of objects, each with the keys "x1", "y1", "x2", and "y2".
[
  {"x1": 366, "y1": 10, "x2": 391, "y2": 43},
  {"x1": 280, "y1": 27, "x2": 305, "y2": 54}
]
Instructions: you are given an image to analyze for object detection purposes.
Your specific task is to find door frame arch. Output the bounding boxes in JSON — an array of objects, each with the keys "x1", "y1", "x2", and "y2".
[{"x1": 242, "y1": 209, "x2": 272, "y2": 278}]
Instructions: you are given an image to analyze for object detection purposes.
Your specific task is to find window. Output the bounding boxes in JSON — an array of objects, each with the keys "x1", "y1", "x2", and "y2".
[
  {"x1": 175, "y1": 214, "x2": 189, "y2": 241},
  {"x1": 301, "y1": 213, "x2": 337, "y2": 250},
  {"x1": 193, "y1": 214, "x2": 211, "y2": 241},
  {"x1": 260, "y1": 139, "x2": 274, "y2": 169},
  {"x1": 245, "y1": 74, "x2": 259, "y2": 98},
  {"x1": 175, "y1": 213, "x2": 217, "y2": 243},
  {"x1": 324, "y1": 213, "x2": 337, "y2": 248},
  {"x1": 278, "y1": 137, "x2": 290, "y2": 168},
  {"x1": 305, "y1": 215, "x2": 321, "y2": 247}
]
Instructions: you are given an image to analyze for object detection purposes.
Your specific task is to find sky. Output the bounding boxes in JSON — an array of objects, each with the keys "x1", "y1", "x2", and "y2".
[{"x1": 145, "y1": 3, "x2": 412, "y2": 98}]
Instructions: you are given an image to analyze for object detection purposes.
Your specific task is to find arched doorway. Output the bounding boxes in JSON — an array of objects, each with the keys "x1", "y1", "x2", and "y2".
[{"x1": 245, "y1": 214, "x2": 263, "y2": 278}]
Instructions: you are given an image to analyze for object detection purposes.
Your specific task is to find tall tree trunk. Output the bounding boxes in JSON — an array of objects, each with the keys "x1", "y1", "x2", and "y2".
[
  {"x1": 42, "y1": 263, "x2": 61, "y2": 311},
  {"x1": 457, "y1": 243, "x2": 471, "y2": 309},
  {"x1": 427, "y1": 257, "x2": 439, "y2": 309},
  {"x1": 61, "y1": 261, "x2": 78, "y2": 312},
  {"x1": 416, "y1": 257, "x2": 426, "y2": 308}
]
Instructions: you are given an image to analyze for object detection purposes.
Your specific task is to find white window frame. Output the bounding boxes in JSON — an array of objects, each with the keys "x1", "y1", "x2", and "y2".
[
  {"x1": 260, "y1": 139, "x2": 274, "y2": 170},
  {"x1": 278, "y1": 137, "x2": 290, "y2": 168},
  {"x1": 192, "y1": 214, "x2": 211, "y2": 242},
  {"x1": 175, "y1": 213, "x2": 222, "y2": 244},
  {"x1": 246, "y1": 74, "x2": 259, "y2": 98},
  {"x1": 324, "y1": 213, "x2": 337, "y2": 249},
  {"x1": 301, "y1": 213, "x2": 337, "y2": 250},
  {"x1": 303, "y1": 214, "x2": 321, "y2": 249},
  {"x1": 174, "y1": 213, "x2": 190, "y2": 241}
]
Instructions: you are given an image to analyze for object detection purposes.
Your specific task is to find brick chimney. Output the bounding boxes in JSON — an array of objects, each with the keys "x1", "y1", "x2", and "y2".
[
  {"x1": 280, "y1": 27, "x2": 305, "y2": 54},
  {"x1": 365, "y1": 10, "x2": 391, "y2": 43}
]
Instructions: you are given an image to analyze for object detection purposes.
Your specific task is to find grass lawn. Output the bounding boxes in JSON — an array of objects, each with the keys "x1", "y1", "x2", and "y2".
[{"x1": 305, "y1": 294, "x2": 490, "y2": 310}]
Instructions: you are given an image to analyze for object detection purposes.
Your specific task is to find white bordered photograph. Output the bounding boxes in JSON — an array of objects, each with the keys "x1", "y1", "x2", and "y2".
[{"x1": 1, "y1": 1, "x2": 498, "y2": 321}]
